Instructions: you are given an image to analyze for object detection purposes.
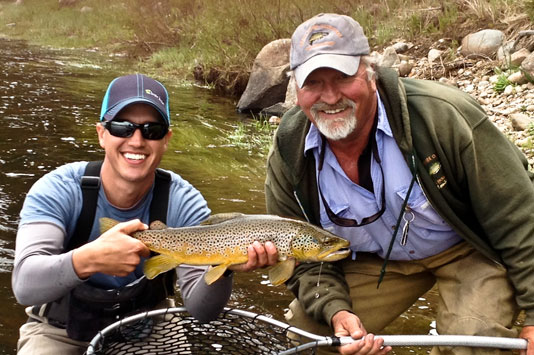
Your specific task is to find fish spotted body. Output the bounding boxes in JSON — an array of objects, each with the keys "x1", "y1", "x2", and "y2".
[{"x1": 100, "y1": 213, "x2": 350, "y2": 285}]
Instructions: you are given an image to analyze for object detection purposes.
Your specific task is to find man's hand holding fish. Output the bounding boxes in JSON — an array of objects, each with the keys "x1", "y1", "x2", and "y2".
[
  {"x1": 229, "y1": 240, "x2": 279, "y2": 272},
  {"x1": 72, "y1": 219, "x2": 151, "y2": 279}
]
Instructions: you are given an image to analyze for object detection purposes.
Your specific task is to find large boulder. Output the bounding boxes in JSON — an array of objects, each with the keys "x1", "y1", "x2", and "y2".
[
  {"x1": 460, "y1": 29, "x2": 505, "y2": 58},
  {"x1": 237, "y1": 39, "x2": 291, "y2": 113},
  {"x1": 261, "y1": 74, "x2": 297, "y2": 117},
  {"x1": 520, "y1": 51, "x2": 534, "y2": 79}
]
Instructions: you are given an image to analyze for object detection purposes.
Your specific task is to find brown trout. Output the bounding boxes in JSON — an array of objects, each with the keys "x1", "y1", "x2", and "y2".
[{"x1": 100, "y1": 213, "x2": 350, "y2": 286}]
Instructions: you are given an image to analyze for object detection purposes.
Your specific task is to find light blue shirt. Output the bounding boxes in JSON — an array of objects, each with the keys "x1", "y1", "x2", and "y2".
[
  {"x1": 19, "y1": 161, "x2": 211, "y2": 288},
  {"x1": 304, "y1": 92, "x2": 462, "y2": 260}
]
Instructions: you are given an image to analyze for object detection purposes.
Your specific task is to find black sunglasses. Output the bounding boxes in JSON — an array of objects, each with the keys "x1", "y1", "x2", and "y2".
[
  {"x1": 103, "y1": 120, "x2": 168, "y2": 140},
  {"x1": 317, "y1": 135, "x2": 385, "y2": 227}
]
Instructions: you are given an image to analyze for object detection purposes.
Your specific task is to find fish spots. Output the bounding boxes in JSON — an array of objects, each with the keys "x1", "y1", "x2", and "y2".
[{"x1": 127, "y1": 214, "x2": 348, "y2": 274}]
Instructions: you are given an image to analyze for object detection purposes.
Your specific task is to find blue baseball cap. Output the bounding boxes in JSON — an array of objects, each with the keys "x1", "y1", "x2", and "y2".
[{"x1": 100, "y1": 74, "x2": 170, "y2": 126}]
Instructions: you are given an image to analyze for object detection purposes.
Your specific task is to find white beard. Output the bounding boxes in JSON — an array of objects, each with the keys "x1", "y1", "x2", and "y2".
[{"x1": 310, "y1": 99, "x2": 358, "y2": 141}]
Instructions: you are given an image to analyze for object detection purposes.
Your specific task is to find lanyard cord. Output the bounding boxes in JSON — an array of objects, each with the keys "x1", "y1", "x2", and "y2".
[
  {"x1": 377, "y1": 151, "x2": 417, "y2": 288},
  {"x1": 318, "y1": 133, "x2": 386, "y2": 228}
]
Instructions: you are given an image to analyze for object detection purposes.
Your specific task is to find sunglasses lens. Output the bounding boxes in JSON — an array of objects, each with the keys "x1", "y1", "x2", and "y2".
[
  {"x1": 142, "y1": 124, "x2": 168, "y2": 140},
  {"x1": 107, "y1": 121, "x2": 136, "y2": 138}
]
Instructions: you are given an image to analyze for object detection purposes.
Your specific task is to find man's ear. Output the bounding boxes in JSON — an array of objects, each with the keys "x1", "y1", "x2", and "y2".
[
  {"x1": 96, "y1": 122, "x2": 106, "y2": 148},
  {"x1": 162, "y1": 129, "x2": 173, "y2": 151},
  {"x1": 295, "y1": 82, "x2": 302, "y2": 106},
  {"x1": 367, "y1": 71, "x2": 377, "y2": 91}
]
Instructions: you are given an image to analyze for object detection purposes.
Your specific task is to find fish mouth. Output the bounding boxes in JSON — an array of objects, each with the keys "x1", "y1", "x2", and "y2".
[{"x1": 319, "y1": 247, "x2": 351, "y2": 261}]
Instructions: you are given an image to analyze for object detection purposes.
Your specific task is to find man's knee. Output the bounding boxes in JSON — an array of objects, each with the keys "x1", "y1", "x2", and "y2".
[
  {"x1": 17, "y1": 321, "x2": 86, "y2": 355},
  {"x1": 285, "y1": 299, "x2": 339, "y2": 355},
  {"x1": 285, "y1": 298, "x2": 333, "y2": 337},
  {"x1": 437, "y1": 315, "x2": 518, "y2": 339}
]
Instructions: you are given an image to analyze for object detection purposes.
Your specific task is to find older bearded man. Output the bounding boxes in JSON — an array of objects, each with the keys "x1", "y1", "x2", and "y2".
[{"x1": 265, "y1": 13, "x2": 534, "y2": 355}]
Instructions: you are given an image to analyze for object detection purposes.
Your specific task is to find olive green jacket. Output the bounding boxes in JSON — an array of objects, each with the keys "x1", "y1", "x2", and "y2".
[{"x1": 265, "y1": 67, "x2": 534, "y2": 326}]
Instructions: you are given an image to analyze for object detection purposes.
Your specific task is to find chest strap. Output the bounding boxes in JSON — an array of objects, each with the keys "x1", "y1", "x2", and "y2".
[{"x1": 66, "y1": 161, "x2": 171, "y2": 250}]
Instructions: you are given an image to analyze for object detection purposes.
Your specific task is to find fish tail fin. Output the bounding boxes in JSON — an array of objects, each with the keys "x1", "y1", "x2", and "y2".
[
  {"x1": 268, "y1": 259, "x2": 296, "y2": 286},
  {"x1": 99, "y1": 217, "x2": 120, "y2": 234},
  {"x1": 143, "y1": 255, "x2": 180, "y2": 279},
  {"x1": 204, "y1": 263, "x2": 232, "y2": 285}
]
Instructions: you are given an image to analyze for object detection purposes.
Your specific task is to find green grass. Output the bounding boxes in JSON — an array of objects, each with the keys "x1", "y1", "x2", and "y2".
[
  {"x1": 493, "y1": 71, "x2": 512, "y2": 93},
  {"x1": 227, "y1": 116, "x2": 275, "y2": 157},
  {"x1": 0, "y1": 0, "x2": 532, "y2": 93},
  {"x1": 0, "y1": 0, "x2": 133, "y2": 48}
]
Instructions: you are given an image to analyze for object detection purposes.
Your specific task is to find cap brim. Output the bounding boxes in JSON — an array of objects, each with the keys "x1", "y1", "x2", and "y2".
[
  {"x1": 294, "y1": 55, "x2": 361, "y2": 88},
  {"x1": 102, "y1": 98, "x2": 169, "y2": 126}
]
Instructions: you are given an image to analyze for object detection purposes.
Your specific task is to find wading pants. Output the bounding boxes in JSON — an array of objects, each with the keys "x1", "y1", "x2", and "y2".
[
  {"x1": 17, "y1": 298, "x2": 175, "y2": 355},
  {"x1": 285, "y1": 242, "x2": 519, "y2": 355}
]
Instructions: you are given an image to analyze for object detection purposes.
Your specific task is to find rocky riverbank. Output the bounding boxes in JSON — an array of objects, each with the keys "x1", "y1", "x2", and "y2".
[
  {"x1": 410, "y1": 59, "x2": 534, "y2": 166},
  {"x1": 238, "y1": 28, "x2": 534, "y2": 168},
  {"x1": 406, "y1": 49, "x2": 534, "y2": 167}
]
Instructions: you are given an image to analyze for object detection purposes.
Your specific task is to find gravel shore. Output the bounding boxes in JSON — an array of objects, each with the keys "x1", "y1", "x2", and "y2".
[{"x1": 408, "y1": 57, "x2": 534, "y2": 168}]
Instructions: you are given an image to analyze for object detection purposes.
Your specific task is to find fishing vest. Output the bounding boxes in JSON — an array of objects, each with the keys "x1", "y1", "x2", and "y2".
[{"x1": 32, "y1": 161, "x2": 175, "y2": 341}]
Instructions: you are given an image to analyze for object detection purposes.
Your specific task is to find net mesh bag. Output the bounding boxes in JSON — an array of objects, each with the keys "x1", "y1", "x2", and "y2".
[{"x1": 85, "y1": 307, "x2": 318, "y2": 354}]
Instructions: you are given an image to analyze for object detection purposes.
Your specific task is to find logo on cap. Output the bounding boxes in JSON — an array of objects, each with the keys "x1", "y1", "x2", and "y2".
[
  {"x1": 309, "y1": 31, "x2": 328, "y2": 45},
  {"x1": 145, "y1": 89, "x2": 164, "y2": 106}
]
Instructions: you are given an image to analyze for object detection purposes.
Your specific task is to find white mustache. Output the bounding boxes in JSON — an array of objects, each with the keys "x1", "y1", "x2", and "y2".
[{"x1": 310, "y1": 99, "x2": 357, "y2": 114}]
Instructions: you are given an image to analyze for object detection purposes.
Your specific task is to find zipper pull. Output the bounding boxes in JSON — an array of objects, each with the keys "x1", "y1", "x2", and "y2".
[{"x1": 401, "y1": 208, "x2": 414, "y2": 246}]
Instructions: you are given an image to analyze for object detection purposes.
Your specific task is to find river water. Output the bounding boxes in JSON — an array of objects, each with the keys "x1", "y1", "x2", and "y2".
[{"x1": 0, "y1": 38, "x2": 439, "y2": 354}]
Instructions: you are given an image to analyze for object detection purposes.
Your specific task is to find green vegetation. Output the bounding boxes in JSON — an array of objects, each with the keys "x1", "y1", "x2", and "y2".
[
  {"x1": 228, "y1": 116, "x2": 275, "y2": 156},
  {"x1": 1, "y1": 0, "x2": 531, "y2": 96},
  {"x1": 493, "y1": 68, "x2": 513, "y2": 93},
  {"x1": 527, "y1": 0, "x2": 534, "y2": 21},
  {"x1": 0, "y1": 1, "x2": 134, "y2": 49},
  {"x1": 519, "y1": 122, "x2": 534, "y2": 152}
]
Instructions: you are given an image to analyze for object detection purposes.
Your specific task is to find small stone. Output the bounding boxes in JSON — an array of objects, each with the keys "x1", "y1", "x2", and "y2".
[
  {"x1": 504, "y1": 85, "x2": 515, "y2": 96},
  {"x1": 508, "y1": 71, "x2": 527, "y2": 85},
  {"x1": 464, "y1": 84, "x2": 475, "y2": 93},
  {"x1": 478, "y1": 98, "x2": 490, "y2": 105},
  {"x1": 268, "y1": 116, "x2": 281, "y2": 125},
  {"x1": 510, "y1": 113, "x2": 533, "y2": 131}
]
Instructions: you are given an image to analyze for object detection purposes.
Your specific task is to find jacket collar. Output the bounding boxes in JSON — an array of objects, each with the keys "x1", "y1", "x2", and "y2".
[{"x1": 375, "y1": 66, "x2": 413, "y2": 155}]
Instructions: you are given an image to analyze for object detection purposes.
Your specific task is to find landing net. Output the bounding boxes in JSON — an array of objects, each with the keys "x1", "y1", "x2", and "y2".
[{"x1": 85, "y1": 307, "x2": 317, "y2": 355}]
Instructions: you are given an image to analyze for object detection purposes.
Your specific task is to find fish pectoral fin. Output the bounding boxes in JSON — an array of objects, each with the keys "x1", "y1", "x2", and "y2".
[
  {"x1": 143, "y1": 255, "x2": 179, "y2": 280},
  {"x1": 200, "y1": 213, "x2": 245, "y2": 225},
  {"x1": 204, "y1": 263, "x2": 232, "y2": 285},
  {"x1": 268, "y1": 259, "x2": 296, "y2": 286},
  {"x1": 149, "y1": 220, "x2": 167, "y2": 230},
  {"x1": 99, "y1": 217, "x2": 120, "y2": 234}
]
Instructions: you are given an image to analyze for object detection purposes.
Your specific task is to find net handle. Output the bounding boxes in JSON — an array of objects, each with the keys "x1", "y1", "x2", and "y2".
[{"x1": 279, "y1": 335, "x2": 528, "y2": 354}]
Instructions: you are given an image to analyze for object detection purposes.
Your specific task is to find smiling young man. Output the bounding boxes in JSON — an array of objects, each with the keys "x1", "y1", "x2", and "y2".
[
  {"x1": 13, "y1": 74, "x2": 277, "y2": 355},
  {"x1": 265, "y1": 13, "x2": 534, "y2": 355}
]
